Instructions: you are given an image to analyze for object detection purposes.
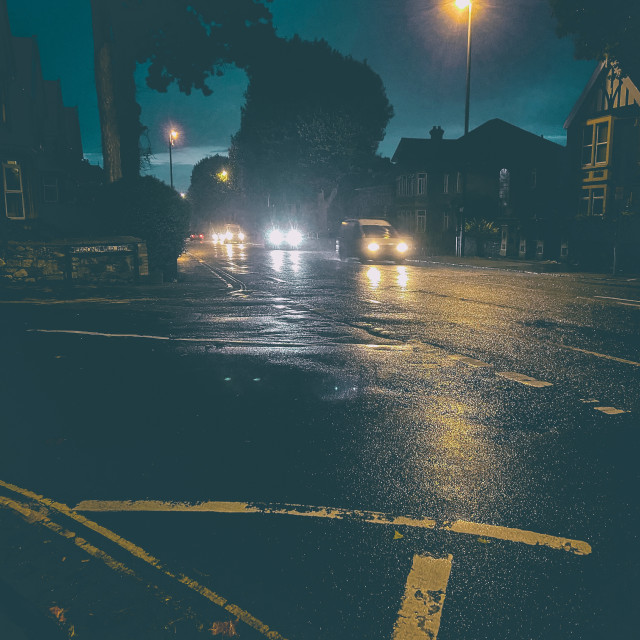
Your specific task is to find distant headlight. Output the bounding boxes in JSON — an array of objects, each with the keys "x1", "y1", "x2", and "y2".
[
  {"x1": 212, "y1": 233, "x2": 219, "y2": 241},
  {"x1": 396, "y1": 242, "x2": 409, "y2": 253},
  {"x1": 238, "y1": 232, "x2": 245, "y2": 241},
  {"x1": 367, "y1": 242, "x2": 380, "y2": 252},
  {"x1": 225, "y1": 231, "x2": 233, "y2": 241},
  {"x1": 268, "y1": 229, "x2": 284, "y2": 245},
  {"x1": 286, "y1": 229, "x2": 303, "y2": 247}
]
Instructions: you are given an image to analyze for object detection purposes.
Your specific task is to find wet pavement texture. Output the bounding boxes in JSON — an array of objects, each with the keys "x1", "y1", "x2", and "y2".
[{"x1": 0, "y1": 242, "x2": 638, "y2": 639}]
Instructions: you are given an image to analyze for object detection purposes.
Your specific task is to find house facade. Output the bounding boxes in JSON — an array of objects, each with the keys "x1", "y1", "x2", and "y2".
[
  {"x1": 564, "y1": 60, "x2": 640, "y2": 271},
  {"x1": 0, "y1": 0, "x2": 85, "y2": 236},
  {"x1": 391, "y1": 120, "x2": 569, "y2": 259}
]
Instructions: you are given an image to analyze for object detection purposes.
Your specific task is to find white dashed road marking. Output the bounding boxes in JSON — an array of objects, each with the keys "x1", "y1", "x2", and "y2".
[
  {"x1": 594, "y1": 406, "x2": 627, "y2": 415},
  {"x1": 392, "y1": 554, "x2": 453, "y2": 640}
]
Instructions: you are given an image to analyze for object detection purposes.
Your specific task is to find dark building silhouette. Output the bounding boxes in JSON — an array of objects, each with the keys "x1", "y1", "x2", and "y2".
[
  {"x1": 392, "y1": 119, "x2": 569, "y2": 259},
  {"x1": 565, "y1": 59, "x2": 640, "y2": 271},
  {"x1": 0, "y1": 0, "x2": 87, "y2": 235}
]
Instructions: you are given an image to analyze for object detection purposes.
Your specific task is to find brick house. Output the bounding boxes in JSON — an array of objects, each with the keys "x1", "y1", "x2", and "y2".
[
  {"x1": 564, "y1": 59, "x2": 640, "y2": 271},
  {"x1": 391, "y1": 120, "x2": 569, "y2": 259},
  {"x1": 0, "y1": 0, "x2": 86, "y2": 236}
]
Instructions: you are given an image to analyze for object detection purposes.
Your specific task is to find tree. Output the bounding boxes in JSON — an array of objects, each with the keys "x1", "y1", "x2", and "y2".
[
  {"x1": 548, "y1": 1, "x2": 640, "y2": 73},
  {"x1": 187, "y1": 155, "x2": 237, "y2": 230},
  {"x1": 231, "y1": 36, "x2": 394, "y2": 233},
  {"x1": 90, "y1": 0, "x2": 275, "y2": 183}
]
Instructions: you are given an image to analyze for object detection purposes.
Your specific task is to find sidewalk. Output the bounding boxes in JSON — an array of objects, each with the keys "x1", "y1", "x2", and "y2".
[{"x1": 418, "y1": 255, "x2": 578, "y2": 273}]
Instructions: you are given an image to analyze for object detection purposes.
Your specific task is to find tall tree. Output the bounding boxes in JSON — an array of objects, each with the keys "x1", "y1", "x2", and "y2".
[
  {"x1": 231, "y1": 36, "x2": 394, "y2": 232},
  {"x1": 187, "y1": 155, "x2": 237, "y2": 229},
  {"x1": 90, "y1": 0, "x2": 275, "y2": 183},
  {"x1": 548, "y1": 0, "x2": 640, "y2": 73}
]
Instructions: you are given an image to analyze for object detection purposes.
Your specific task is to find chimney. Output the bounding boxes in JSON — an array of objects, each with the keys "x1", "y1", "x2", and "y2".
[{"x1": 429, "y1": 126, "x2": 444, "y2": 140}]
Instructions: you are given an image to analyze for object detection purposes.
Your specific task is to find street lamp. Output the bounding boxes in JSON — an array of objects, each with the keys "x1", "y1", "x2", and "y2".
[
  {"x1": 455, "y1": 0, "x2": 472, "y2": 256},
  {"x1": 169, "y1": 129, "x2": 179, "y2": 189},
  {"x1": 455, "y1": 0, "x2": 472, "y2": 135}
]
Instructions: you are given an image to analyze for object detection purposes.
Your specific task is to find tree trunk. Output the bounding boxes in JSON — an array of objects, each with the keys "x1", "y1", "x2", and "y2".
[{"x1": 91, "y1": 0, "x2": 122, "y2": 183}]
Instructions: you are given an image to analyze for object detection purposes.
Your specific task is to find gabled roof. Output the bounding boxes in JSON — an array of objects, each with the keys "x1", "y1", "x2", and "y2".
[
  {"x1": 564, "y1": 61, "x2": 606, "y2": 130},
  {"x1": 391, "y1": 136, "x2": 459, "y2": 167}
]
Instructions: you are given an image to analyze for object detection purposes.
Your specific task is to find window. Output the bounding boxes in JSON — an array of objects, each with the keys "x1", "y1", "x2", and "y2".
[
  {"x1": 3, "y1": 162, "x2": 26, "y2": 219},
  {"x1": 417, "y1": 173, "x2": 426, "y2": 196},
  {"x1": 0, "y1": 84, "x2": 7, "y2": 125},
  {"x1": 456, "y1": 172, "x2": 463, "y2": 193},
  {"x1": 530, "y1": 169, "x2": 537, "y2": 189},
  {"x1": 443, "y1": 174, "x2": 449, "y2": 193},
  {"x1": 43, "y1": 175, "x2": 59, "y2": 203},
  {"x1": 582, "y1": 118, "x2": 610, "y2": 167},
  {"x1": 499, "y1": 168, "x2": 510, "y2": 206},
  {"x1": 580, "y1": 186, "x2": 606, "y2": 216},
  {"x1": 443, "y1": 212, "x2": 450, "y2": 230},
  {"x1": 416, "y1": 210, "x2": 426, "y2": 232}
]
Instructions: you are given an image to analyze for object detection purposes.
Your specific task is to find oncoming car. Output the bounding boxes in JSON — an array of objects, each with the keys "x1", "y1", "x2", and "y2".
[
  {"x1": 337, "y1": 218, "x2": 410, "y2": 263},
  {"x1": 214, "y1": 224, "x2": 246, "y2": 244},
  {"x1": 265, "y1": 227, "x2": 304, "y2": 249}
]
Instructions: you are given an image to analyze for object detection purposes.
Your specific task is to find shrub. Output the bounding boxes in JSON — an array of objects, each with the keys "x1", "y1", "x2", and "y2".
[{"x1": 97, "y1": 176, "x2": 190, "y2": 280}]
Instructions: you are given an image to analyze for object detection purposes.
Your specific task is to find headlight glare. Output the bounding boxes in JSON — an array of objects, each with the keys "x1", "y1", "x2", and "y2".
[
  {"x1": 367, "y1": 242, "x2": 380, "y2": 252},
  {"x1": 397, "y1": 242, "x2": 409, "y2": 253},
  {"x1": 286, "y1": 229, "x2": 303, "y2": 247}
]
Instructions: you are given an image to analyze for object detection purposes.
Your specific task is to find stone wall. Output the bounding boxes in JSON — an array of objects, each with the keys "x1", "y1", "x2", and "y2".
[{"x1": 0, "y1": 237, "x2": 149, "y2": 284}]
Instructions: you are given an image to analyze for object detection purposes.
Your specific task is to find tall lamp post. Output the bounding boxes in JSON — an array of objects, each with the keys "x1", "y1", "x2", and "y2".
[
  {"x1": 169, "y1": 129, "x2": 178, "y2": 189},
  {"x1": 455, "y1": 0, "x2": 472, "y2": 256}
]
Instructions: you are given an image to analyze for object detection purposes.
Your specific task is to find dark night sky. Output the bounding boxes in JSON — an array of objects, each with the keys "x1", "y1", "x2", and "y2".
[{"x1": 7, "y1": 0, "x2": 596, "y2": 193}]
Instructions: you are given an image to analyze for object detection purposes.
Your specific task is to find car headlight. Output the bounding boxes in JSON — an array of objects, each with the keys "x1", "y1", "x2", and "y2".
[
  {"x1": 225, "y1": 231, "x2": 232, "y2": 241},
  {"x1": 238, "y1": 232, "x2": 245, "y2": 241},
  {"x1": 212, "y1": 233, "x2": 219, "y2": 241},
  {"x1": 268, "y1": 229, "x2": 284, "y2": 245},
  {"x1": 286, "y1": 229, "x2": 303, "y2": 247},
  {"x1": 396, "y1": 242, "x2": 408, "y2": 253},
  {"x1": 367, "y1": 242, "x2": 380, "y2": 252}
]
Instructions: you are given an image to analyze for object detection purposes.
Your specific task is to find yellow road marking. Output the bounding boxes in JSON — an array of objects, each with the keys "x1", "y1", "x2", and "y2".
[
  {"x1": 594, "y1": 406, "x2": 627, "y2": 415},
  {"x1": 450, "y1": 355, "x2": 492, "y2": 367},
  {"x1": 392, "y1": 554, "x2": 453, "y2": 640},
  {"x1": 73, "y1": 500, "x2": 591, "y2": 556},
  {"x1": 558, "y1": 344, "x2": 640, "y2": 367},
  {"x1": 0, "y1": 480, "x2": 288, "y2": 640},
  {"x1": 496, "y1": 371, "x2": 553, "y2": 388}
]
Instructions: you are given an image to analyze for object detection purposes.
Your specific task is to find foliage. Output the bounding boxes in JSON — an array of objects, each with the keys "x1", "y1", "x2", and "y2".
[
  {"x1": 91, "y1": 0, "x2": 275, "y2": 180},
  {"x1": 96, "y1": 176, "x2": 190, "y2": 278},
  {"x1": 231, "y1": 36, "x2": 394, "y2": 214},
  {"x1": 187, "y1": 155, "x2": 238, "y2": 229},
  {"x1": 464, "y1": 218, "x2": 499, "y2": 236},
  {"x1": 548, "y1": 0, "x2": 640, "y2": 73}
]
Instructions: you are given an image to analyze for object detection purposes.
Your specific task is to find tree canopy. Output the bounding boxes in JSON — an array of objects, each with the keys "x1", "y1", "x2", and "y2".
[
  {"x1": 91, "y1": 0, "x2": 275, "y2": 181},
  {"x1": 231, "y1": 36, "x2": 394, "y2": 229},
  {"x1": 187, "y1": 155, "x2": 237, "y2": 230},
  {"x1": 548, "y1": 0, "x2": 640, "y2": 74}
]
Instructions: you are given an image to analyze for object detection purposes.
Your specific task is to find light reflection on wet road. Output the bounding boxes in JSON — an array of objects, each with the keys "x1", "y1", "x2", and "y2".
[{"x1": 1, "y1": 241, "x2": 638, "y2": 639}]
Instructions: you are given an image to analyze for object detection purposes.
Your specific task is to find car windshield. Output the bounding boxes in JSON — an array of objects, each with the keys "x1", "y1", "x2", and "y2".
[{"x1": 361, "y1": 225, "x2": 398, "y2": 238}]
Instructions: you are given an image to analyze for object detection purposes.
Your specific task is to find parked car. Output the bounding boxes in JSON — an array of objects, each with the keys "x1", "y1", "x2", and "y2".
[{"x1": 336, "y1": 219, "x2": 410, "y2": 263}]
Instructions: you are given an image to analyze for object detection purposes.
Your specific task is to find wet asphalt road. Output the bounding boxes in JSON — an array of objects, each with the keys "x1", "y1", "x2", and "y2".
[{"x1": 1, "y1": 241, "x2": 639, "y2": 639}]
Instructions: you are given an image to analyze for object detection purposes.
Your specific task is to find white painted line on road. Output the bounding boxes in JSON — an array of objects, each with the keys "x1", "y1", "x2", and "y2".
[
  {"x1": 450, "y1": 355, "x2": 492, "y2": 367},
  {"x1": 558, "y1": 344, "x2": 640, "y2": 367},
  {"x1": 392, "y1": 554, "x2": 453, "y2": 640},
  {"x1": 496, "y1": 372, "x2": 553, "y2": 388},
  {"x1": 73, "y1": 500, "x2": 591, "y2": 556},
  {"x1": 594, "y1": 406, "x2": 627, "y2": 415},
  {"x1": 594, "y1": 295, "x2": 640, "y2": 306}
]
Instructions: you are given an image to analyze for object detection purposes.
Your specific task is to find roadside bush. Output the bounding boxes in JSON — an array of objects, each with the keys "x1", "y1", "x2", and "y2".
[{"x1": 97, "y1": 176, "x2": 190, "y2": 280}]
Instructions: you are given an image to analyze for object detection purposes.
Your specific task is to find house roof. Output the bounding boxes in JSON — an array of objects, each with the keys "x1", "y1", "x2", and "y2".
[
  {"x1": 391, "y1": 136, "x2": 459, "y2": 167},
  {"x1": 564, "y1": 61, "x2": 606, "y2": 130}
]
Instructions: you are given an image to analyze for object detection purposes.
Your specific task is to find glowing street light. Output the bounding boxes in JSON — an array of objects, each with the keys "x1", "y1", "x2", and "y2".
[{"x1": 169, "y1": 128, "x2": 179, "y2": 189}]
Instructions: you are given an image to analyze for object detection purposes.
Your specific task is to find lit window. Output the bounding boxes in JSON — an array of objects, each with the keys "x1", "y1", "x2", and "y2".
[{"x1": 3, "y1": 162, "x2": 26, "y2": 219}]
